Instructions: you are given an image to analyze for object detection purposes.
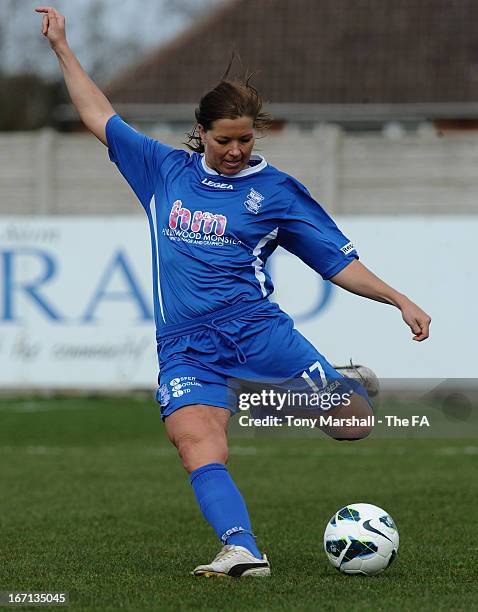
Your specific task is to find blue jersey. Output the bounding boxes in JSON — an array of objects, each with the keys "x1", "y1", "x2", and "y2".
[{"x1": 106, "y1": 115, "x2": 358, "y2": 330}]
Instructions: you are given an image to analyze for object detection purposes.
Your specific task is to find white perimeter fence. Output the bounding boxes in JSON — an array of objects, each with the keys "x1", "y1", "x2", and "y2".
[{"x1": 2, "y1": 126, "x2": 478, "y2": 216}]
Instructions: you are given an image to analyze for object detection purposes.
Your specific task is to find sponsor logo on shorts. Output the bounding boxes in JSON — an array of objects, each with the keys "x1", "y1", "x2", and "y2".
[
  {"x1": 169, "y1": 376, "x2": 203, "y2": 398},
  {"x1": 244, "y1": 188, "x2": 264, "y2": 214},
  {"x1": 340, "y1": 241, "x2": 355, "y2": 255},
  {"x1": 157, "y1": 383, "x2": 170, "y2": 407}
]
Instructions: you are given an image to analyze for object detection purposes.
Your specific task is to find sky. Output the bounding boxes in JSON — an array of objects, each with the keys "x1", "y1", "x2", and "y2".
[{"x1": 1, "y1": 0, "x2": 223, "y2": 81}]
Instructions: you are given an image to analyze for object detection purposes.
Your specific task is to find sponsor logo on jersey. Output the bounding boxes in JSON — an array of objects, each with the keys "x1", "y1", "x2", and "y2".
[
  {"x1": 201, "y1": 178, "x2": 234, "y2": 190},
  {"x1": 169, "y1": 200, "x2": 227, "y2": 236},
  {"x1": 244, "y1": 188, "x2": 264, "y2": 214},
  {"x1": 163, "y1": 227, "x2": 241, "y2": 246},
  {"x1": 340, "y1": 241, "x2": 355, "y2": 255},
  {"x1": 165, "y1": 200, "x2": 240, "y2": 247}
]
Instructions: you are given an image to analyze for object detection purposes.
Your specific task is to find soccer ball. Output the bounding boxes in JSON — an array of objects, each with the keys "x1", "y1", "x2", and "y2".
[{"x1": 324, "y1": 503, "x2": 399, "y2": 575}]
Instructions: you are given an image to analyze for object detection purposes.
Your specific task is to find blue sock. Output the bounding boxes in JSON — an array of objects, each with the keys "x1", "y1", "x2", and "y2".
[{"x1": 189, "y1": 463, "x2": 262, "y2": 559}]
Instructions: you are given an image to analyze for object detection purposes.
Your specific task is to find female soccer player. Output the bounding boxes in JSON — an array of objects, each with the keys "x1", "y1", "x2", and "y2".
[{"x1": 36, "y1": 7, "x2": 431, "y2": 578}]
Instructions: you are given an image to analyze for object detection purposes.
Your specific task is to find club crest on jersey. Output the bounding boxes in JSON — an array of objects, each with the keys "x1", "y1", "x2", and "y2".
[
  {"x1": 201, "y1": 178, "x2": 233, "y2": 190},
  {"x1": 244, "y1": 188, "x2": 264, "y2": 214},
  {"x1": 168, "y1": 200, "x2": 227, "y2": 236}
]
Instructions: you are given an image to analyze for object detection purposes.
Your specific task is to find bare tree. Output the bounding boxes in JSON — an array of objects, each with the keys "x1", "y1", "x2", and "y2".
[{"x1": 0, "y1": 0, "x2": 226, "y2": 129}]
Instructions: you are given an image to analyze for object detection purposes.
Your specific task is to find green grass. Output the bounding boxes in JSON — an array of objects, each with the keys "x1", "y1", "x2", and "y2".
[{"x1": 0, "y1": 396, "x2": 477, "y2": 611}]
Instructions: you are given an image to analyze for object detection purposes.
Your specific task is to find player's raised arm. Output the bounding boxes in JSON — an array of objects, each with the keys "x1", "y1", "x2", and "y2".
[
  {"x1": 35, "y1": 7, "x2": 115, "y2": 145},
  {"x1": 330, "y1": 259, "x2": 431, "y2": 341}
]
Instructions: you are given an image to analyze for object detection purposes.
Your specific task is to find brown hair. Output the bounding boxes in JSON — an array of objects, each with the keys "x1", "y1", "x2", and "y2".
[{"x1": 186, "y1": 76, "x2": 272, "y2": 153}]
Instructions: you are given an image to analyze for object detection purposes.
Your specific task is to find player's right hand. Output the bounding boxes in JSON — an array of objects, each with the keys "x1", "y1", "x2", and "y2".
[{"x1": 34, "y1": 7, "x2": 67, "y2": 49}]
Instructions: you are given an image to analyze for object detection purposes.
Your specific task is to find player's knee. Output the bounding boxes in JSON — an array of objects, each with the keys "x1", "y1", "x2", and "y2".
[
  {"x1": 174, "y1": 431, "x2": 228, "y2": 473},
  {"x1": 174, "y1": 432, "x2": 195, "y2": 469},
  {"x1": 327, "y1": 394, "x2": 374, "y2": 441},
  {"x1": 180, "y1": 444, "x2": 229, "y2": 473}
]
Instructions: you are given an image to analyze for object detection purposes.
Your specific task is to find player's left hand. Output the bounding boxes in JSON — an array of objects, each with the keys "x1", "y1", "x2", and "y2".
[
  {"x1": 34, "y1": 6, "x2": 67, "y2": 50},
  {"x1": 400, "y1": 300, "x2": 431, "y2": 341}
]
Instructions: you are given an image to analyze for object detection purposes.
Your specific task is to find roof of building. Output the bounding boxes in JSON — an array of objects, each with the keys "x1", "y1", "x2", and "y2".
[{"x1": 101, "y1": 0, "x2": 478, "y2": 122}]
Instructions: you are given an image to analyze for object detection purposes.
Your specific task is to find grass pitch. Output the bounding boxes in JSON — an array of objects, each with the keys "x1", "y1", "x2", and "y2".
[{"x1": 0, "y1": 396, "x2": 476, "y2": 611}]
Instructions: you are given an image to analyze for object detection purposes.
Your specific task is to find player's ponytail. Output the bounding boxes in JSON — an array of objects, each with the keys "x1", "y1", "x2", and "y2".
[{"x1": 185, "y1": 69, "x2": 272, "y2": 153}]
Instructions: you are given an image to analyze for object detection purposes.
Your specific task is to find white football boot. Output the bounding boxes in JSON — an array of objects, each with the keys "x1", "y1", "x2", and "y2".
[
  {"x1": 334, "y1": 360, "x2": 380, "y2": 397},
  {"x1": 192, "y1": 545, "x2": 270, "y2": 578}
]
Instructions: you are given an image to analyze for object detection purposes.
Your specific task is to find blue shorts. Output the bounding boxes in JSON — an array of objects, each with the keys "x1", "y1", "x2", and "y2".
[{"x1": 155, "y1": 299, "x2": 362, "y2": 420}]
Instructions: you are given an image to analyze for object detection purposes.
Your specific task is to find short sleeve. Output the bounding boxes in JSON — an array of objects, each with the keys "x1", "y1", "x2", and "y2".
[
  {"x1": 278, "y1": 178, "x2": 358, "y2": 279},
  {"x1": 105, "y1": 115, "x2": 176, "y2": 208}
]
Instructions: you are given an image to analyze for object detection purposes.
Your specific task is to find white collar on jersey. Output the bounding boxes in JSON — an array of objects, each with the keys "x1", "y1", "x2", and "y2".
[{"x1": 201, "y1": 154, "x2": 268, "y2": 178}]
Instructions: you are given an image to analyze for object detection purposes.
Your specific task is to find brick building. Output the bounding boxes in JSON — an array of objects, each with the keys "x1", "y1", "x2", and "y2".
[{"x1": 86, "y1": 0, "x2": 478, "y2": 131}]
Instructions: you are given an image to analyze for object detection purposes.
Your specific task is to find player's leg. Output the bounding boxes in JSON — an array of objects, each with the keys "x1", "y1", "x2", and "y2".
[
  {"x1": 165, "y1": 403, "x2": 230, "y2": 473},
  {"x1": 235, "y1": 305, "x2": 375, "y2": 440},
  {"x1": 297, "y1": 358, "x2": 375, "y2": 440},
  {"x1": 165, "y1": 404, "x2": 269, "y2": 576},
  {"x1": 314, "y1": 391, "x2": 373, "y2": 440},
  {"x1": 333, "y1": 362, "x2": 380, "y2": 398}
]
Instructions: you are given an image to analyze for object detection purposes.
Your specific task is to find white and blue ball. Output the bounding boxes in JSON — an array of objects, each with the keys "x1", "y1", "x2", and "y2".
[{"x1": 324, "y1": 503, "x2": 399, "y2": 576}]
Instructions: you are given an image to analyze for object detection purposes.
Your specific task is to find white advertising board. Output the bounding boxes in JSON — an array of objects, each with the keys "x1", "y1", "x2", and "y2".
[{"x1": 0, "y1": 216, "x2": 475, "y2": 389}]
